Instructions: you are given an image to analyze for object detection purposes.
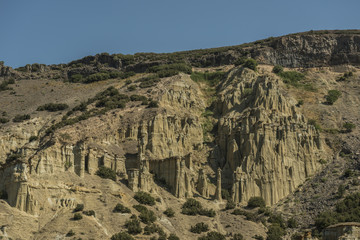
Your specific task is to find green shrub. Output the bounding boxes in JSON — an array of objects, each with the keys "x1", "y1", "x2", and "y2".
[
  {"x1": 127, "y1": 85, "x2": 136, "y2": 91},
  {"x1": 73, "y1": 213, "x2": 83, "y2": 220},
  {"x1": 168, "y1": 233, "x2": 180, "y2": 240},
  {"x1": 198, "y1": 231, "x2": 226, "y2": 240},
  {"x1": 254, "y1": 235, "x2": 264, "y2": 240},
  {"x1": 315, "y1": 192, "x2": 360, "y2": 231},
  {"x1": 85, "y1": 72, "x2": 110, "y2": 83},
  {"x1": 272, "y1": 65, "x2": 283, "y2": 74},
  {"x1": 111, "y1": 231, "x2": 135, "y2": 240},
  {"x1": 234, "y1": 57, "x2": 246, "y2": 66},
  {"x1": 308, "y1": 119, "x2": 321, "y2": 131},
  {"x1": 0, "y1": 117, "x2": 9, "y2": 124},
  {"x1": 125, "y1": 217, "x2": 142, "y2": 235},
  {"x1": 226, "y1": 199, "x2": 236, "y2": 210},
  {"x1": 114, "y1": 203, "x2": 131, "y2": 213},
  {"x1": 66, "y1": 229, "x2": 75, "y2": 237},
  {"x1": 13, "y1": 114, "x2": 30, "y2": 122},
  {"x1": 133, "y1": 204, "x2": 156, "y2": 224},
  {"x1": 148, "y1": 100, "x2": 159, "y2": 108},
  {"x1": 70, "y1": 74, "x2": 84, "y2": 82},
  {"x1": 190, "y1": 71, "x2": 225, "y2": 87},
  {"x1": 164, "y1": 208, "x2": 175, "y2": 217},
  {"x1": 181, "y1": 199, "x2": 215, "y2": 217},
  {"x1": 325, "y1": 90, "x2": 341, "y2": 105},
  {"x1": 29, "y1": 136, "x2": 38, "y2": 142},
  {"x1": 37, "y1": 103, "x2": 68, "y2": 112},
  {"x1": 268, "y1": 214, "x2": 286, "y2": 228},
  {"x1": 74, "y1": 204, "x2": 84, "y2": 212},
  {"x1": 343, "y1": 122, "x2": 355, "y2": 133},
  {"x1": 231, "y1": 209, "x2": 257, "y2": 221},
  {"x1": 125, "y1": 79, "x2": 132, "y2": 85},
  {"x1": 247, "y1": 197, "x2": 266, "y2": 208},
  {"x1": 147, "y1": 63, "x2": 192, "y2": 77},
  {"x1": 134, "y1": 191, "x2": 155, "y2": 206},
  {"x1": 266, "y1": 224, "x2": 286, "y2": 240},
  {"x1": 232, "y1": 233, "x2": 244, "y2": 240},
  {"x1": 337, "y1": 184, "x2": 346, "y2": 198},
  {"x1": 96, "y1": 166, "x2": 116, "y2": 181},
  {"x1": 278, "y1": 71, "x2": 305, "y2": 84},
  {"x1": 144, "y1": 223, "x2": 163, "y2": 235},
  {"x1": 83, "y1": 210, "x2": 95, "y2": 217},
  {"x1": 243, "y1": 58, "x2": 258, "y2": 71},
  {"x1": 287, "y1": 217, "x2": 297, "y2": 228},
  {"x1": 190, "y1": 222, "x2": 209, "y2": 234}
]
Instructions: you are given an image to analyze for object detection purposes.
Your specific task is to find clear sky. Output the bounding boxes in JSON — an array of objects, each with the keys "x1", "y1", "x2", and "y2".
[{"x1": 1, "y1": 0, "x2": 359, "y2": 68}]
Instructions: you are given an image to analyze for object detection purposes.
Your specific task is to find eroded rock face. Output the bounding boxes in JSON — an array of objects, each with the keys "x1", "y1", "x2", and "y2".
[{"x1": 216, "y1": 68, "x2": 325, "y2": 205}]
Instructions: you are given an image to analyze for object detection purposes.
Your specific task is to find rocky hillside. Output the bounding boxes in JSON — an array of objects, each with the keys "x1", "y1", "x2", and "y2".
[{"x1": 0, "y1": 30, "x2": 359, "y2": 240}]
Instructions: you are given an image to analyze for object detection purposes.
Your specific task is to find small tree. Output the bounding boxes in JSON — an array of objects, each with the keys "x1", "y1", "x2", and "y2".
[
  {"x1": 325, "y1": 90, "x2": 341, "y2": 105},
  {"x1": 134, "y1": 191, "x2": 155, "y2": 206},
  {"x1": 73, "y1": 213, "x2": 83, "y2": 220},
  {"x1": 190, "y1": 222, "x2": 209, "y2": 234},
  {"x1": 247, "y1": 197, "x2": 266, "y2": 208},
  {"x1": 272, "y1": 65, "x2": 283, "y2": 74},
  {"x1": 96, "y1": 166, "x2": 116, "y2": 181},
  {"x1": 111, "y1": 231, "x2": 135, "y2": 240},
  {"x1": 74, "y1": 204, "x2": 84, "y2": 212},
  {"x1": 164, "y1": 208, "x2": 175, "y2": 217},
  {"x1": 243, "y1": 58, "x2": 258, "y2": 71}
]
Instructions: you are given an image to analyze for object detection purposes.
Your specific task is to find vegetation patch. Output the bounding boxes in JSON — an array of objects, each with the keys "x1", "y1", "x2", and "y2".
[
  {"x1": 181, "y1": 198, "x2": 215, "y2": 217},
  {"x1": 198, "y1": 231, "x2": 226, "y2": 240},
  {"x1": 247, "y1": 196, "x2": 266, "y2": 208},
  {"x1": 134, "y1": 191, "x2": 155, "y2": 206},
  {"x1": 114, "y1": 203, "x2": 131, "y2": 213},
  {"x1": 190, "y1": 71, "x2": 225, "y2": 87},
  {"x1": 325, "y1": 90, "x2": 341, "y2": 105},
  {"x1": 13, "y1": 114, "x2": 30, "y2": 122},
  {"x1": 315, "y1": 193, "x2": 360, "y2": 231},
  {"x1": 190, "y1": 222, "x2": 209, "y2": 234},
  {"x1": 125, "y1": 216, "x2": 142, "y2": 235},
  {"x1": 132, "y1": 204, "x2": 157, "y2": 224},
  {"x1": 111, "y1": 231, "x2": 135, "y2": 240},
  {"x1": 96, "y1": 166, "x2": 116, "y2": 181},
  {"x1": 163, "y1": 208, "x2": 175, "y2": 217},
  {"x1": 37, "y1": 103, "x2": 68, "y2": 112},
  {"x1": 147, "y1": 63, "x2": 192, "y2": 78}
]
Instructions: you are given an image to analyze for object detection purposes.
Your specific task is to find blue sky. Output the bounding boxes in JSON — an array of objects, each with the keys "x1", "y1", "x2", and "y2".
[{"x1": 1, "y1": 0, "x2": 359, "y2": 68}]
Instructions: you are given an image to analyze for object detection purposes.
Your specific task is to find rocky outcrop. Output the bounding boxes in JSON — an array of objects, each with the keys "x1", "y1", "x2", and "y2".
[{"x1": 216, "y1": 68, "x2": 325, "y2": 205}]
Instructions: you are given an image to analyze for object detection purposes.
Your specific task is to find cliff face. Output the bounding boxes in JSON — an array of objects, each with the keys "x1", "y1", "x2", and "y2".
[
  {"x1": 0, "y1": 30, "x2": 359, "y2": 239},
  {"x1": 215, "y1": 68, "x2": 325, "y2": 205},
  {"x1": 255, "y1": 34, "x2": 360, "y2": 67}
]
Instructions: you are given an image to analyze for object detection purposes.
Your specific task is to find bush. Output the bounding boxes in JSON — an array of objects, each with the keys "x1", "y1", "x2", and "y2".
[
  {"x1": 221, "y1": 189, "x2": 231, "y2": 201},
  {"x1": 181, "y1": 199, "x2": 216, "y2": 217},
  {"x1": 66, "y1": 229, "x2": 75, "y2": 237},
  {"x1": 73, "y1": 213, "x2": 83, "y2": 220},
  {"x1": 232, "y1": 233, "x2": 244, "y2": 240},
  {"x1": 190, "y1": 71, "x2": 225, "y2": 87},
  {"x1": 337, "y1": 185, "x2": 346, "y2": 198},
  {"x1": 325, "y1": 90, "x2": 341, "y2": 105},
  {"x1": 268, "y1": 214, "x2": 286, "y2": 228},
  {"x1": 133, "y1": 204, "x2": 157, "y2": 224},
  {"x1": 83, "y1": 210, "x2": 95, "y2": 216},
  {"x1": 164, "y1": 208, "x2": 175, "y2": 217},
  {"x1": 315, "y1": 192, "x2": 360, "y2": 231},
  {"x1": 243, "y1": 58, "x2": 258, "y2": 71},
  {"x1": 29, "y1": 136, "x2": 38, "y2": 142},
  {"x1": 134, "y1": 191, "x2": 155, "y2": 206},
  {"x1": 147, "y1": 63, "x2": 192, "y2": 77},
  {"x1": 343, "y1": 122, "x2": 355, "y2": 133},
  {"x1": 278, "y1": 71, "x2": 305, "y2": 84},
  {"x1": 226, "y1": 200, "x2": 236, "y2": 210},
  {"x1": 190, "y1": 222, "x2": 209, "y2": 234},
  {"x1": 168, "y1": 233, "x2": 180, "y2": 240},
  {"x1": 37, "y1": 103, "x2": 68, "y2": 112},
  {"x1": 74, "y1": 204, "x2": 84, "y2": 212},
  {"x1": 267, "y1": 224, "x2": 286, "y2": 240},
  {"x1": 127, "y1": 85, "x2": 136, "y2": 91},
  {"x1": 111, "y1": 232, "x2": 135, "y2": 240},
  {"x1": 272, "y1": 65, "x2": 283, "y2": 74},
  {"x1": 70, "y1": 74, "x2": 84, "y2": 82},
  {"x1": 0, "y1": 117, "x2": 9, "y2": 124},
  {"x1": 96, "y1": 166, "x2": 116, "y2": 181},
  {"x1": 287, "y1": 217, "x2": 297, "y2": 228},
  {"x1": 148, "y1": 100, "x2": 159, "y2": 108},
  {"x1": 247, "y1": 197, "x2": 266, "y2": 208},
  {"x1": 13, "y1": 114, "x2": 30, "y2": 122},
  {"x1": 125, "y1": 217, "x2": 142, "y2": 235},
  {"x1": 114, "y1": 203, "x2": 131, "y2": 213},
  {"x1": 198, "y1": 231, "x2": 226, "y2": 240},
  {"x1": 144, "y1": 223, "x2": 163, "y2": 235},
  {"x1": 234, "y1": 57, "x2": 246, "y2": 66}
]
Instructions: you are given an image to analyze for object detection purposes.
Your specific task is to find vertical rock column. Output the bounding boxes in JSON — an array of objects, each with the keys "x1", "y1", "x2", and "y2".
[
  {"x1": 197, "y1": 169, "x2": 209, "y2": 198},
  {"x1": 215, "y1": 168, "x2": 222, "y2": 201}
]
